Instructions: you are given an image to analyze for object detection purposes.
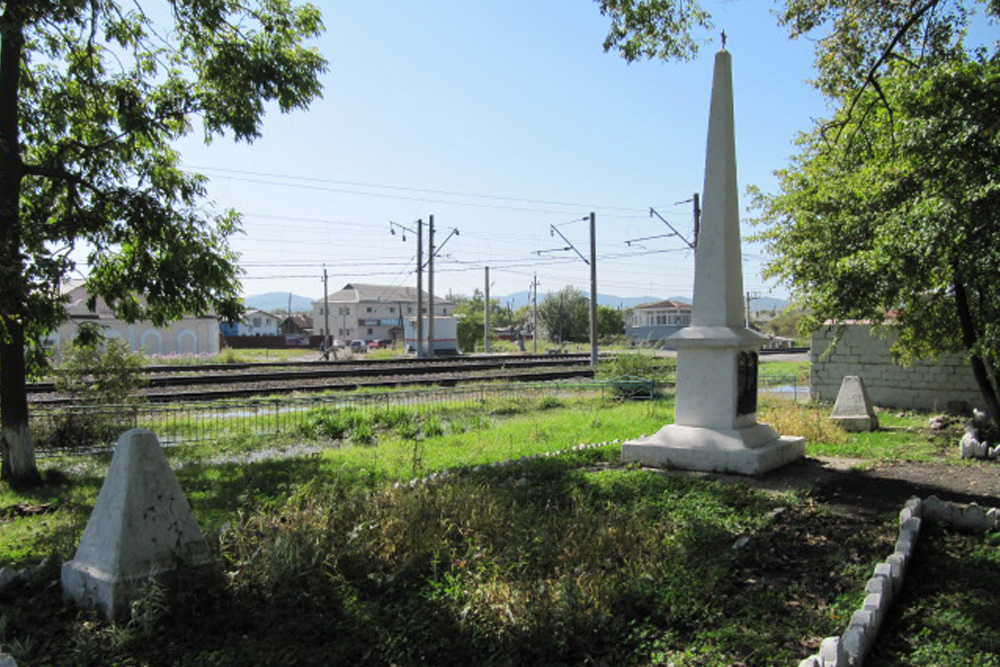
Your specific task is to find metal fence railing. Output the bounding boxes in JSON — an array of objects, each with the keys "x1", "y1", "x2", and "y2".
[
  {"x1": 29, "y1": 375, "x2": 807, "y2": 456},
  {"x1": 29, "y1": 378, "x2": 663, "y2": 455}
]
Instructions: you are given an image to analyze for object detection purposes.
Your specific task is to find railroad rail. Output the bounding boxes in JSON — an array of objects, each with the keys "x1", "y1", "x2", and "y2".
[{"x1": 29, "y1": 354, "x2": 597, "y2": 405}]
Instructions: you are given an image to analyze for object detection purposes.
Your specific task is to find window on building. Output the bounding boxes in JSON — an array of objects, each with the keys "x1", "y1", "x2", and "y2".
[
  {"x1": 367, "y1": 328, "x2": 374, "y2": 335},
  {"x1": 407, "y1": 306, "x2": 413, "y2": 314},
  {"x1": 366, "y1": 306, "x2": 373, "y2": 313}
]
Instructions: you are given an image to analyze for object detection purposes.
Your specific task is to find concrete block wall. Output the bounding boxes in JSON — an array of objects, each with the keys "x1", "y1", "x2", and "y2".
[{"x1": 811, "y1": 326, "x2": 984, "y2": 412}]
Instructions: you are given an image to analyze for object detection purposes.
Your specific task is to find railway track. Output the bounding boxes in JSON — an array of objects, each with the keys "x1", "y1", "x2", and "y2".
[{"x1": 29, "y1": 354, "x2": 596, "y2": 405}]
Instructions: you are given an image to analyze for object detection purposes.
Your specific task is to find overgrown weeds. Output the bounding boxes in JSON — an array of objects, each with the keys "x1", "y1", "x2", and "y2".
[{"x1": 0, "y1": 461, "x2": 895, "y2": 666}]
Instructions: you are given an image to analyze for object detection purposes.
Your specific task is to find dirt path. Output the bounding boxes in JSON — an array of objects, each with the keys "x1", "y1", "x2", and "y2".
[{"x1": 651, "y1": 456, "x2": 1000, "y2": 515}]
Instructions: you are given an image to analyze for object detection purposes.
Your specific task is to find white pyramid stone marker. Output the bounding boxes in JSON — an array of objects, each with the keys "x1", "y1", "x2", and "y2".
[
  {"x1": 831, "y1": 375, "x2": 879, "y2": 432},
  {"x1": 61, "y1": 428, "x2": 211, "y2": 619},
  {"x1": 621, "y1": 49, "x2": 804, "y2": 475}
]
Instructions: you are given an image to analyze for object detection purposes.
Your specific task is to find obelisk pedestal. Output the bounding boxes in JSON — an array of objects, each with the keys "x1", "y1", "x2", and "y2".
[{"x1": 621, "y1": 49, "x2": 804, "y2": 475}]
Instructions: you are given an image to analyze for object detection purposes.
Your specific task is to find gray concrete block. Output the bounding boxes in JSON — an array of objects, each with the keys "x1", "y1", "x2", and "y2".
[
  {"x1": 820, "y1": 636, "x2": 847, "y2": 667},
  {"x1": 61, "y1": 429, "x2": 212, "y2": 620}
]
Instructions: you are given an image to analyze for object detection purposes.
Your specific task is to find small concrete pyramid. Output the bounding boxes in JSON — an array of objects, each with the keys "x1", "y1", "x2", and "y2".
[
  {"x1": 831, "y1": 376, "x2": 879, "y2": 432},
  {"x1": 62, "y1": 428, "x2": 211, "y2": 619}
]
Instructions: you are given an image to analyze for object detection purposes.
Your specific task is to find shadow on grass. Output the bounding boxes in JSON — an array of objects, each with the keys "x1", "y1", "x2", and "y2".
[
  {"x1": 3, "y1": 453, "x2": 855, "y2": 667},
  {"x1": 867, "y1": 524, "x2": 1000, "y2": 666}
]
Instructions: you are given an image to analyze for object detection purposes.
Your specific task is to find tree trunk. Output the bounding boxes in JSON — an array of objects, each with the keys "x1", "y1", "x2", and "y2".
[
  {"x1": 0, "y1": 7, "x2": 41, "y2": 488},
  {"x1": 953, "y1": 271, "x2": 1000, "y2": 430}
]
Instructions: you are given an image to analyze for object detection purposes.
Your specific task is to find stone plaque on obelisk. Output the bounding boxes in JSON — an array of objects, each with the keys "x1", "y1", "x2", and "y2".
[{"x1": 621, "y1": 48, "x2": 804, "y2": 475}]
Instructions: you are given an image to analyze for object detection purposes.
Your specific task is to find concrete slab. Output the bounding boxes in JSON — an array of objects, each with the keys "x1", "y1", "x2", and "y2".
[{"x1": 623, "y1": 425, "x2": 805, "y2": 475}]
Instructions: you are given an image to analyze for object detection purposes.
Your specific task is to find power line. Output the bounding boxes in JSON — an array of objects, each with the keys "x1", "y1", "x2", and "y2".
[{"x1": 183, "y1": 164, "x2": 650, "y2": 214}]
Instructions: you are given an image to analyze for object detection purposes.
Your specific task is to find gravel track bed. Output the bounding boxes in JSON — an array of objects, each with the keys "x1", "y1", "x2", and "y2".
[{"x1": 29, "y1": 366, "x2": 596, "y2": 404}]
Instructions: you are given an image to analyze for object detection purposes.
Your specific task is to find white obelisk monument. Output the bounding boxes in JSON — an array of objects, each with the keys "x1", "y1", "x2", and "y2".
[{"x1": 621, "y1": 48, "x2": 804, "y2": 475}]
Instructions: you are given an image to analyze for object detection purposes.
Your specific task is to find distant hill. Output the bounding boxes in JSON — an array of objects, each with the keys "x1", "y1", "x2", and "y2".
[
  {"x1": 243, "y1": 292, "x2": 315, "y2": 314},
  {"x1": 750, "y1": 296, "x2": 789, "y2": 313},
  {"x1": 497, "y1": 291, "x2": 684, "y2": 310},
  {"x1": 496, "y1": 291, "x2": 787, "y2": 312}
]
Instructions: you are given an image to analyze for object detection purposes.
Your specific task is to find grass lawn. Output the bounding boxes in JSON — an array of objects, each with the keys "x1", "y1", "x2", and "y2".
[{"x1": 0, "y1": 392, "x2": 995, "y2": 666}]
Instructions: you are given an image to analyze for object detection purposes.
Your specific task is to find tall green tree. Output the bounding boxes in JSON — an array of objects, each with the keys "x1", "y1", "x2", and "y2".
[
  {"x1": 753, "y1": 53, "x2": 1000, "y2": 427},
  {"x1": 596, "y1": 0, "x2": 999, "y2": 427},
  {"x1": 452, "y1": 289, "x2": 500, "y2": 352},
  {"x1": 596, "y1": 1, "x2": 996, "y2": 124},
  {"x1": 538, "y1": 286, "x2": 590, "y2": 343},
  {"x1": 597, "y1": 304, "x2": 625, "y2": 338},
  {"x1": 0, "y1": 1, "x2": 326, "y2": 487}
]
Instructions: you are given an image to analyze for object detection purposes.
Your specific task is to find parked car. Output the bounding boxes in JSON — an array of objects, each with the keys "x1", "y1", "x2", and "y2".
[
  {"x1": 350, "y1": 339, "x2": 367, "y2": 353},
  {"x1": 331, "y1": 339, "x2": 347, "y2": 349},
  {"x1": 367, "y1": 339, "x2": 382, "y2": 350}
]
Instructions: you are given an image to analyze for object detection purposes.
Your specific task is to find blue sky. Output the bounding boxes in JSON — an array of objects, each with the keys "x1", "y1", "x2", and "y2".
[{"x1": 176, "y1": 1, "x2": 834, "y2": 304}]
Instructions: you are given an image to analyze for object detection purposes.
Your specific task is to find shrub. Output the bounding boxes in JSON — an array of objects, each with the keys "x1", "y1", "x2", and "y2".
[
  {"x1": 597, "y1": 352, "x2": 673, "y2": 399},
  {"x1": 422, "y1": 415, "x2": 444, "y2": 437},
  {"x1": 55, "y1": 324, "x2": 147, "y2": 405}
]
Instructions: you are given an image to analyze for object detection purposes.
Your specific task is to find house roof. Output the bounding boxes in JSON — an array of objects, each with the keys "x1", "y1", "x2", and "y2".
[
  {"x1": 633, "y1": 299, "x2": 692, "y2": 311},
  {"x1": 312, "y1": 283, "x2": 455, "y2": 307},
  {"x1": 59, "y1": 281, "x2": 216, "y2": 320},
  {"x1": 245, "y1": 308, "x2": 279, "y2": 320},
  {"x1": 281, "y1": 315, "x2": 314, "y2": 329}
]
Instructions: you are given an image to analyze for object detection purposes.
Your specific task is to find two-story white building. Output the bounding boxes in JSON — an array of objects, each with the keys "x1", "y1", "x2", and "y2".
[
  {"x1": 625, "y1": 299, "x2": 692, "y2": 346},
  {"x1": 242, "y1": 309, "x2": 281, "y2": 336},
  {"x1": 312, "y1": 283, "x2": 455, "y2": 343}
]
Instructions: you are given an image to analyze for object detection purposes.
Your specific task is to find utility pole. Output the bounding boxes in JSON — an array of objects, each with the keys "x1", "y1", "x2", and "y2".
[
  {"x1": 589, "y1": 212, "x2": 598, "y2": 368},
  {"x1": 543, "y1": 215, "x2": 596, "y2": 363},
  {"x1": 428, "y1": 215, "x2": 435, "y2": 358},
  {"x1": 322, "y1": 266, "x2": 330, "y2": 352},
  {"x1": 692, "y1": 192, "x2": 701, "y2": 248},
  {"x1": 531, "y1": 273, "x2": 538, "y2": 354},
  {"x1": 416, "y1": 220, "x2": 423, "y2": 358},
  {"x1": 745, "y1": 290, "x2": 760, "y2": 329},
  {"x1": 390, "y1": 219, "x2": 427, "y2": 357},
  {"x1": 484, "y1": 266, "x2": 491, "y2": 353}
]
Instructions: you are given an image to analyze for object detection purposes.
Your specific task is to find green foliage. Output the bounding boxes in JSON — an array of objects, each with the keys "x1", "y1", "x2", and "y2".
[
  {"x1": 2, "y1": 389, "x2": 992, "y2": 665},
  {"x1": 597, "y1": 352, "x2": 674, "y2": 398},
  {"x1": 37, "y1": 327, "x2": 148, "y2": 450},
  {"x1": 762, "y1": 302, "x2": 808, "y2": 343},
  {"x1": 538, "y1": 286, "x2": 590, "y2": 343},
  {"x1": 597, "y1": 304, "x2": 625, "y2": 338},
  {"x1": 597, "y1": 0, "x2": 712, "y2": 62},
  {"x1": 54, "y1": 326, "x2": 147, "y2": 405},
  {"x1": 1, "y1": 458, "x2": 903, "y2": 666},
  {"x1": 596, "y1": 1, "x2": 995, "y2": 100},
  {"x1": 451, "y1": 289, "x2": 500, "y2": 352},
  {"x1": 599, "y1": 351, "x2": 674, "y2": 380},
  {"x1": 752, "y1": 52, "x2": 1000, "y2": 426},
  {"x1": 868, "y1": 525, "x2": 1000, "y2": 665},
  {"x1": 0, "y1": 0, "x2": 328, "y2": 484}
]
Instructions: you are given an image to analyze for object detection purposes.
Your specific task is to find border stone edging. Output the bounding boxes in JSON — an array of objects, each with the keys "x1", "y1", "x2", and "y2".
[{"x1": 797, "y1": 495, "x2": 999, "y2": 667}]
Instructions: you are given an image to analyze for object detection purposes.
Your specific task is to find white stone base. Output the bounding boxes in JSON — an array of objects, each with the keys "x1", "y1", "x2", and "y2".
[
  {"x1": 61, "y1": 558, "x2": 209, "y2": 621},
  {"x1": 832, "y1": 415, "x2": 879, "y2": 432},
  {"x1": 622, "y1": 423, "x2": 805, "y2": 475}
]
